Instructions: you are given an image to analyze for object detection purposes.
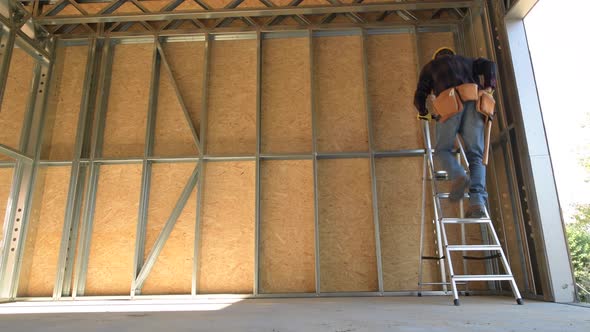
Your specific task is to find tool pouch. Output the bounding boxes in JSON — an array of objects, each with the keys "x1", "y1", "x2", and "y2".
[
  {"x1": 477, "y1": 90, "x2": 496, "y2": 118},
  {"x1": 433, "y1": 87, "x2": 462, "y2": 123},
  {"x1": 432, "y1": 83, "x2": 479, "y2": 123},
  {"x1": 456, "y1": 83, "x2": 479, "y2": 102}
]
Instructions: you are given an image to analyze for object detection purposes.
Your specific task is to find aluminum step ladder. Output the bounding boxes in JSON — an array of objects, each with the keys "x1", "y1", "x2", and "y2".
[{"x1": 417, "y1": 120, "x2": 523, "y2": 306}]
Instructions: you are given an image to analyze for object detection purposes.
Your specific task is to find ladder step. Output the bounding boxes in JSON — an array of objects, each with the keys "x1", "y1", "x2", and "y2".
[
  {"x1": 447, "y1": 245, "x2": 502, "y2": 251},
  {"x1": 453, "y1": 275, "x2": 514, "y2": 282},
  {"x1": 436, "y1": 193, "x2": 469, "y2": 199},
  {"x1": 441, "y1": 218, "x2": 492, "y2": 224}
]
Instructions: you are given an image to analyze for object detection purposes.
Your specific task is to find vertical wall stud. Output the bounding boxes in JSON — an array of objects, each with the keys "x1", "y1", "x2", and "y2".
[
  {"x1": 0, "y1": 26, "x2": 16, "y2": 109},
  {"x1": 131, "y1": 37, "x2": 160, "y2": 297},
  {"x1": 54, "y1": 37, "x2": 99, "y2": 299},
  {"x1": 309, "y1": 29, "x2": 321, "y2": 295},
  {"x1": 72, "y1": 39, "x2": 114, "y2": 298},
  {"x1": 254, "y1": 30, "x2": 262, "y2": 296},
  {"x1": 193, "y1": 33, "x2": 210, "y2": 297},
  {"x1": 360, "y1": 28, "x2": 384, "y2": 294}
]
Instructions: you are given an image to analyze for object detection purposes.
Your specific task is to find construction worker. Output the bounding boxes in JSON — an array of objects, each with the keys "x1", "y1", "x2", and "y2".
[{"x1": 413, "y1": 47, "x2": 497, "y2": 218}]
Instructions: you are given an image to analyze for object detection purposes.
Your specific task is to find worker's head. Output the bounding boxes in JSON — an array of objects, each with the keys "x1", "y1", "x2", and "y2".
[{"x1": 433, "y1": 47, "x2": 455, "y2": 60}]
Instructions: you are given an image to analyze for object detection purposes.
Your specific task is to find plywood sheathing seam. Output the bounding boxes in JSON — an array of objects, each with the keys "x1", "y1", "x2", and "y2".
[
  {"x1": 199, "y1": 161, "x2": 255, "y2": 293},
  {"x1": 314, "y1": 36, "x2": 369, "y2": 153},
  {"x1": 17, "y1": 166, "x2": 70, "y2": 297},
  {"x1": 142, "y1": 163, "x2": 197, "y2": 295},
  {"x1": 85, "y1": 164, "x2": 142, "y2": 295},
  {"x1": 102, "y1": 43, "x2": 152, "y2": 158},
  {"x1": 260, "y1": 160, "x2": 315, "y2": 293},
  {"x1": 207, "y1": 39, "x2": 257, "y2": 155},
  {"x1": 0, "y1": 49, "x2": 35, "y2": 154},
  {"x1": 261, "y1": 37, "x2": 312, "y2": 154},
  {"x1": 42, "y1": 45, "x2": 89, "y2": 161},
  {"x1": 318, "y1": 158, "x2": 377, "y2": 292}
]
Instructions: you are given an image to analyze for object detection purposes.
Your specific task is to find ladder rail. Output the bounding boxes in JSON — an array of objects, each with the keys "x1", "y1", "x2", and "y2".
[
  {"x1": 422, "y1": 121, "x2": 448, "y2": 292},
  {"x1": 419, "y1": 119, "x2": 523, "y2": 306},
  {"x1": 418, "y1": 155, "x2": 428, "y2": 294}
]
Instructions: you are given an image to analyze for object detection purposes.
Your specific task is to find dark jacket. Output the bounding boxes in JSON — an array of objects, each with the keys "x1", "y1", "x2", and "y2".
[{"x1": 413, "y1": 54, "x2": 497, "y2": 115}]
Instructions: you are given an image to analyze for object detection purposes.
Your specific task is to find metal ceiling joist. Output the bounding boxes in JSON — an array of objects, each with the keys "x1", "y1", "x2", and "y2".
[{"x1": 33, "y1": 0, "x2": 474, "y2": 25}]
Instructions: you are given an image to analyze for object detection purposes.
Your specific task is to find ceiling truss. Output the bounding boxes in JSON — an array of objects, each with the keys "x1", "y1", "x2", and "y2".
[{"x1": 14, "y1": 0, "x2": 473, "y2": 36}]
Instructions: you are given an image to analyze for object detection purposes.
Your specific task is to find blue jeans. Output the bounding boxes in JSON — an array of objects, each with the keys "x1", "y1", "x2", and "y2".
[{"x1": 435, "y1": 101, "x2": 487, "y2": 206}]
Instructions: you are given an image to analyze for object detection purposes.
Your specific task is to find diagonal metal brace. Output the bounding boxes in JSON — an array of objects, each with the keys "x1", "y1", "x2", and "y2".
[
  {"x1": 133, "y1": 164, "x2": 199, "y2": 293},
  {"x1": 156, "y1": 40, "x2": 201, "y2": 152}
]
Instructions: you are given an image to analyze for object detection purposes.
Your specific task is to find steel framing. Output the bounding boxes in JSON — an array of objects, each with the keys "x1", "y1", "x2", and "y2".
[
  {"x1": 26, "y1": 0, "x2": 473, "y2": 29},
  {"x1": 0, "y1": 0, "x2": 54, "y2": 299},
  {"x1": 0, "y1": 0, "x2": 542, "y2": 302}
]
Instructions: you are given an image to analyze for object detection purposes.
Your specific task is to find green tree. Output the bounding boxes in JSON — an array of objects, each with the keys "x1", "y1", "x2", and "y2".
[{"x1": 567, "y1": 204, "x2": 590, "y2": 302}]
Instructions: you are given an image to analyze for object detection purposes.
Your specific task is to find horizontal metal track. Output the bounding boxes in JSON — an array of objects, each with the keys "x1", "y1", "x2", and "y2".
[{"x1": 34, "y1": 1, "x2": 473, "y2": 25}]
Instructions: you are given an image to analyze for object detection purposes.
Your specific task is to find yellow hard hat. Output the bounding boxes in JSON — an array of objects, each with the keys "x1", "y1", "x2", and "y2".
[{"x1": 432, "y1": 47, "x2": 456, "y2": 60}]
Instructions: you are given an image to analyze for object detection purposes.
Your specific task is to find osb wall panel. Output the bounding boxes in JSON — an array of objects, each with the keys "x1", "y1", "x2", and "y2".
[
  {"x1": 260, "y1": 160, "x2": 315, "y2": 293},
  {"x1": 318, "y1": 158, "x2": 377, "y2": 292},
  {"x1": 18, "y1": 166, "x2": 70, "y2": 297},
  {"x1": 207, "y1": 40, "x2": 257, "y2": 155},
  {"x1": 162, "y1": 42, "x2": 204, "y2": 136},
  {"x1": 153, "y1": 61, "x2": 199, "y2": 156},
  {"x1": 261, "y1": 37, "x2": 312, "y2": 154},
  {"x1": 314, "y1": 36, "x2": 368, "y2": 152},
  {"x1": 471, "y1": 13, "x2": 489, "y2": 58},
  {"x1": 101, "y1": 43, "x2": 152, "y2": 158},
  {"x1": 85, "y1": 164, "x2": 142, "y2": 295},
  {"x1": 490, "y1": 146, "x2": 526, "y2": 289},
  {"x1": 376, "y1": 157, "x2": 436, "y2": 291},
  {"x1": 367, "y1": 33, "x2": 421, "y2": 151},
  {"x1": 0, "y1": 167, "x2": 14, "y2": 250},
  {"x1": 142, "y1": 163, "x2": 197, "y2": 294},
  {"x1": 42, "y1": 45, "x2": 88, "y2": 160},
  {"x1": 199, "y1": 161, "x2": 255, "y2": 293},
  {"x1": 0, "y1": 49, "x2": 34, "y2": 153}
]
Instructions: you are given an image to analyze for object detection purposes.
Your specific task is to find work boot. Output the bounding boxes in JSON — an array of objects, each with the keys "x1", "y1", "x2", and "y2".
[
  {"x1": 466, "y1": 205, "x2": 487, "y2": 219},
  {"x1": 449, "y1": 174, "x2": 469, "y2": 202}
]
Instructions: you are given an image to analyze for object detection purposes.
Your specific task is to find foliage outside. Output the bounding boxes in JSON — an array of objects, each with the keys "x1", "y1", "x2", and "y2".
[
  {"x1": 567, "y1": 151, "x2": 590, "y2": 302},
  {"x1": 567, "y1": 204, "x2": 590, "y2": 302}
]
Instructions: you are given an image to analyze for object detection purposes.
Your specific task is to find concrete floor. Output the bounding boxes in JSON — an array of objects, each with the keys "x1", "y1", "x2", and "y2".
[{"x1": 0, "y1": 296, "x2": 589, "y2": 332}]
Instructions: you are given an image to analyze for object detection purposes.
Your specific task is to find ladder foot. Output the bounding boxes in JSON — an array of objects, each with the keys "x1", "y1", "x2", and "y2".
[
  {"x1": 453, "y1": 299, "x2": 460, "y2": 306},
  {"x1": 417, "y1": 292, "x2": 422, "y2": 297},
  {"x1": 516, "y1": 298, "x2": 524, "y2": 305}
]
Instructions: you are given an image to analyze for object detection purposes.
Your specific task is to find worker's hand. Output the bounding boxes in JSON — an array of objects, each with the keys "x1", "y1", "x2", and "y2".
[
  {"x1": 418, "y1": 113, "x2": 433, "y2": 121},
  {"x1": 484, "y1": 87, "x2": 494, "y2": 95}
]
